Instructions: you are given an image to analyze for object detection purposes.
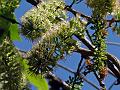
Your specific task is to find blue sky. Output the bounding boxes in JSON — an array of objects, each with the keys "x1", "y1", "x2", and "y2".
[{"x1": 14, "y1": 0, "x2": 120, "y2": 90}]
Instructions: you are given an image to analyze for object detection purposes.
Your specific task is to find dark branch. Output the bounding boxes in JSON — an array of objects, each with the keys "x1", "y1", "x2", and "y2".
[
  {"x1": 107, "y1": 53, "x2": 120, "y2": 73},
  {"x1": 0, "y1": 15, "x2": 21, "y2": 25},
  {"x1": 93, "y1": 71, "x2": 105, "y2": 89},
  {"x1": 74, "y1": 35, "x2": 94, "y2": 51},
  {"x1": 72, "y1": 57, "x2": 84, "y2": 89},
  {"x1": 64, "y1": 5, "x2": 91, "y2": 19},
  {"x1": 46, "y1": 72, "x2": 71, "y2": 90}
]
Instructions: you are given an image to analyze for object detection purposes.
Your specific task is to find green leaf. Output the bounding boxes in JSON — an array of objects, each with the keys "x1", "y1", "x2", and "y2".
[
  {"x1": 27, "y1": 74, "x2": 49, "y2": 90},
  {"x1": 70, "y1": 19, "x2": 74, "y2": 28},
  {"x1": 9, "y1": 23, "x2": 21, "y2": 40}
]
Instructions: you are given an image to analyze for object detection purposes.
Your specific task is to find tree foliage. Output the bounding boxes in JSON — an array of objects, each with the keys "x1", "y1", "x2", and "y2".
[{"x1": 0, "y1": 0, "x2": 120, "y2": 90}]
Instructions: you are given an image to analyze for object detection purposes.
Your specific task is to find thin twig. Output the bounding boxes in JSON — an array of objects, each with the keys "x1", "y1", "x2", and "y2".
[
  {"x1": 79, "y1": 62, "x2": 86, "y2": 72},
  {"x1": 106, "y1": 42, "x2": 120, "y2": 47},
  {"x1": 86, "y1": 29, "x2": 94, "y2": 44},
  {"x1": 64, "y1": 5, "x2": 91, "y2": 19},
  {"x1": 56, "y1": 63, "x2": 100, "y2": 90},
  {"x1": 78, "y1": 57, "x2": 84, "y2": 72},
  {"x1": 108, "y1": 80, "x2": 117, "y2": 90},
  {"x1": 56, "y1": 63, "x2": 75, "y2": 74},
  {"x1": 72, "y1": 57, "x2": 84, "y2": 89},
  {"x1": 69, "y1": 0, "x2": 76, "y2": 7},
  {"x1": 76, "y1": 0, "x2": 84, "y2": 4}
]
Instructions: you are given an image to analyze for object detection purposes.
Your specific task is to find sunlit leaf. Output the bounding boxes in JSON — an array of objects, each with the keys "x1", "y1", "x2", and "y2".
[
  {"x1": 27, "y1": 74, "x2": 48, "y2": 90},
  {"x1": 9, "y1": 23, "x2": 21, "y2": 40}
]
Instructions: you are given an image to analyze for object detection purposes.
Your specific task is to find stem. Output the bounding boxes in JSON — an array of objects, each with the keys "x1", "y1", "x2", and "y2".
[
  {"x1": 72, "y1": 57, "x2": 84, "y2": 89},
  {"x1": 106, "y1": 42, "x2": 120, "y2": 47}
]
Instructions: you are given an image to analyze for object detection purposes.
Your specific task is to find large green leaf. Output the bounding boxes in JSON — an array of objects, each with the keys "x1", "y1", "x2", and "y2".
[
  {"x1": 9, "y1": 23, "x2": 21, "y2": 40},
  {"x1": 27, "y1": 74, "x2": 49, "y2": 90}
]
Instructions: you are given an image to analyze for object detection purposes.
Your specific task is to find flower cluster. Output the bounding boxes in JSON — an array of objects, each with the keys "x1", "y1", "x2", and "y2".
[{"x1": 21, "y1": 0, "x2": 66, "y2": 40}]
